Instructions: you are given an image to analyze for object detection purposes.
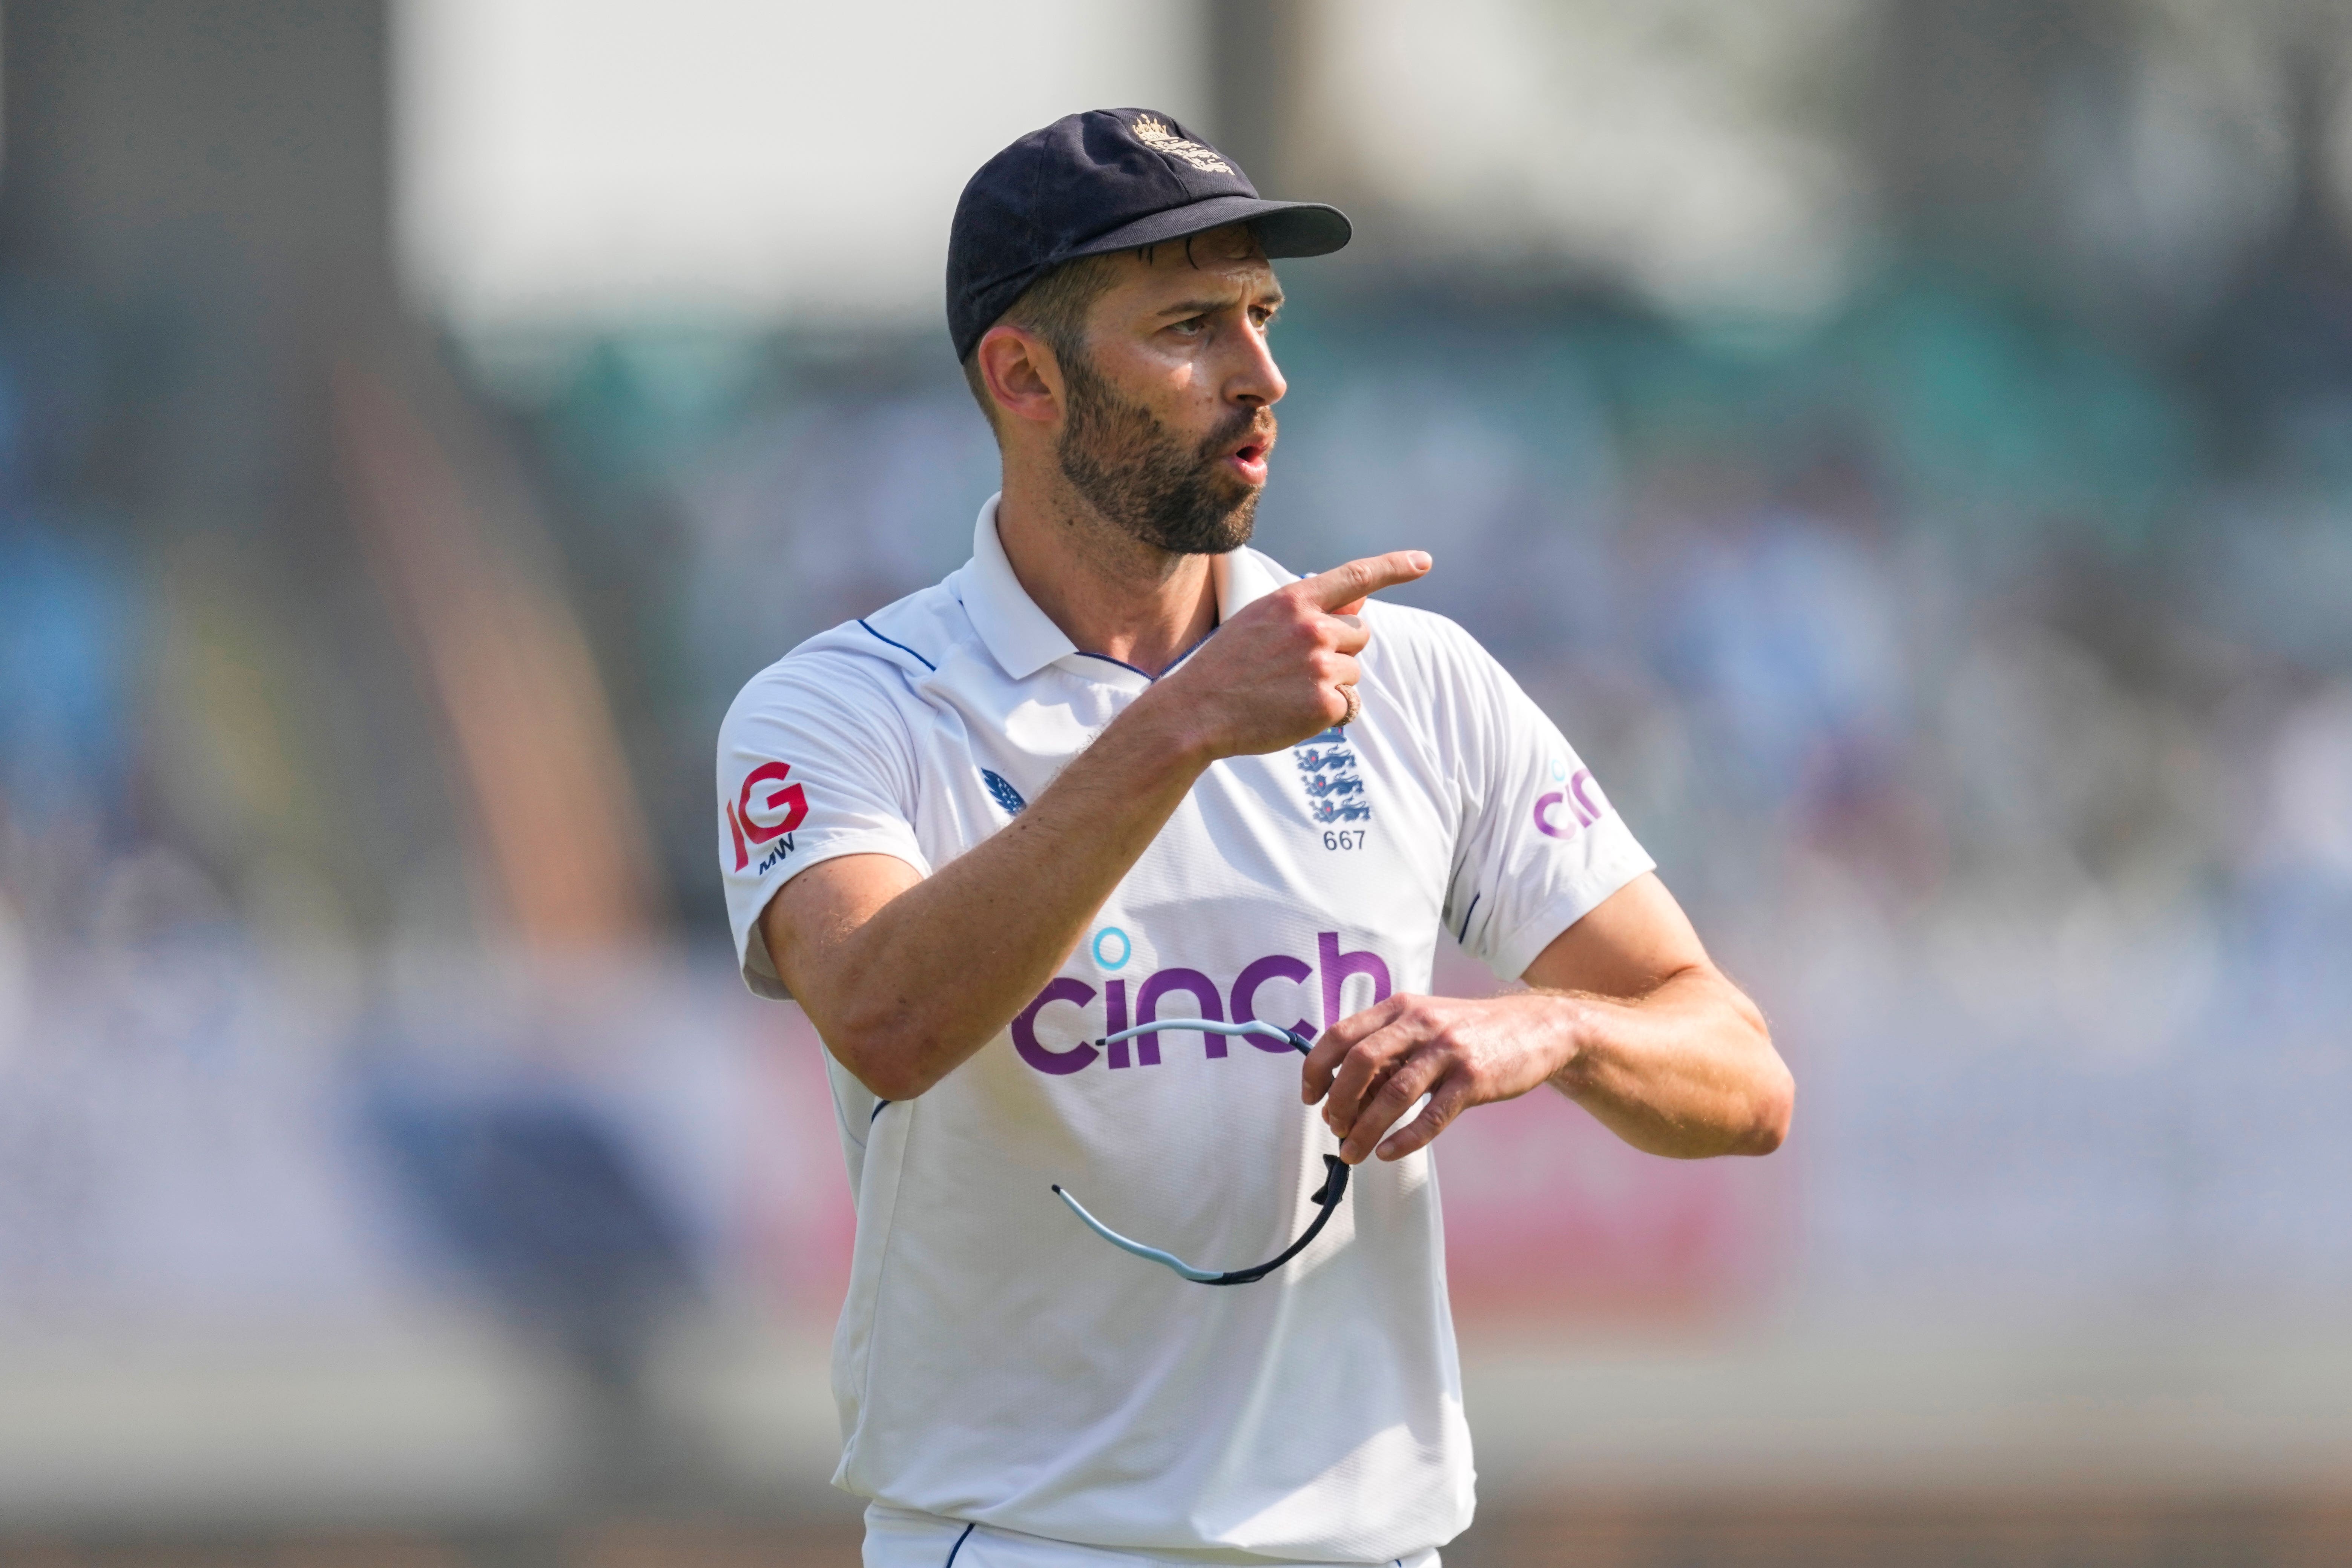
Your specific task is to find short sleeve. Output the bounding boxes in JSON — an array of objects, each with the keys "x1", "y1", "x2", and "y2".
[
  {"x1": 716, "y1": 653, "x2": 933, "y2": 999},
  {"x1": 1431, "y1": 627, "x2": 1655, "y2": 982}
]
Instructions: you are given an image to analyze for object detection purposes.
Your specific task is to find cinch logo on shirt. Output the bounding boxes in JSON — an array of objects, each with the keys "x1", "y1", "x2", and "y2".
[
  {"x1": 727, "y1": 761, "x2": 809, "y2": 872},
  {"x1": 1534, "y1": 767, "x2": 1608, "y2": 841},
  {"x1": 1009, "y1": 932, "x2": 1392, "y2": 1076}
]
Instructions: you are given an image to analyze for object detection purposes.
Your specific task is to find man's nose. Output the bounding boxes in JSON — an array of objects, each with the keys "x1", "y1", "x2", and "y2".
[{"x1": 1227, "y1": 320, "x2": 1287, "y2": 408}]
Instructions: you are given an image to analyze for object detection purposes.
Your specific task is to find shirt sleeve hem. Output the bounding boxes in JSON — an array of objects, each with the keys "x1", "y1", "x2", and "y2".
[
  {"x1": 735, "y1": 835, "x2": 934, "y2": 1000},
  {"x1": 1484, "y1": 843, "x2": 1659, "y2": 983}
]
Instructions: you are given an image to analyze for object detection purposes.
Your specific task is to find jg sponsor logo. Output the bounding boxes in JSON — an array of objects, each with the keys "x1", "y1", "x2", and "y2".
[
  {"x1": 1010, "y1": 932, "x2": 1393, "y2": 1076},
  {"x1": 727, "y1": 761, "x2": 809, "y2": 872}
]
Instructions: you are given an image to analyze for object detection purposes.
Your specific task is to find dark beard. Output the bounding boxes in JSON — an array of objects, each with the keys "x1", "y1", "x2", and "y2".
[{"x1": 1055, "y1": 351, "x2": 1271, "y2": 555}]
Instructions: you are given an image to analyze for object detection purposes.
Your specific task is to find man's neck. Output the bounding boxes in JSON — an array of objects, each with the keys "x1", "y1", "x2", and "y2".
[{"x1": 994, "y1": 473, "x2": 1221, "y2": 677}]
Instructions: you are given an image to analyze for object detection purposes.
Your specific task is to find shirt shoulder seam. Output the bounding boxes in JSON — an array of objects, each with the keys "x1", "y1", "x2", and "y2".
[{"x1": 856, "y1": 617, "x2": 937, "y2": 672}]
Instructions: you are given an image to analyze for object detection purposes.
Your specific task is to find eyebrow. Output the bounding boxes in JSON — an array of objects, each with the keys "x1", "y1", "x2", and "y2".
[{"x1": 1157, "y1": 291, "x2": 1285, "y2": 318}]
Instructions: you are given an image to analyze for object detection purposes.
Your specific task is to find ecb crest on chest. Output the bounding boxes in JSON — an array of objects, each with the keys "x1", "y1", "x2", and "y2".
[{"x1": 1293, "y1": 726, "x2": 1371, "y2": 824}]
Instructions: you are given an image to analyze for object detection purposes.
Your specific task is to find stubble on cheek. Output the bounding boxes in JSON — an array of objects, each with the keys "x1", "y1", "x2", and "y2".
[{"x1": 1057, "y1": 357, "x2": 1273, "y2": 556}]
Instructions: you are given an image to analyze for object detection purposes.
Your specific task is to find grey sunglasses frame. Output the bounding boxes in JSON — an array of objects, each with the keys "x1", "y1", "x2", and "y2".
[{"x1": 1050, "y1": 1019, "x2": 1353, "y2": 1286}]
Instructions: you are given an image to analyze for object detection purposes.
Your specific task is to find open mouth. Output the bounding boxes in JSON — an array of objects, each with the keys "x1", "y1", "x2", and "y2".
[{"x1": 1224, "y1": 436, "x2": 1272, "y2": 482}]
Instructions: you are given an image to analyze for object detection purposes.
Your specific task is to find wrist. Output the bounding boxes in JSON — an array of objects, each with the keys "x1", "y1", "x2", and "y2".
[
  {"x1": 1121, "y1": 682, "x2": 1224, "y2": 771},
  {"x1": 1539, "y1": 990, "x2": 1595, "y2": 1092}
]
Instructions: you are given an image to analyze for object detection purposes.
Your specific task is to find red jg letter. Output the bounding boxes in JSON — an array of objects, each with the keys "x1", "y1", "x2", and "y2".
[{"x1": 729, "y1": 761, "x2": 809, "y2": 870}]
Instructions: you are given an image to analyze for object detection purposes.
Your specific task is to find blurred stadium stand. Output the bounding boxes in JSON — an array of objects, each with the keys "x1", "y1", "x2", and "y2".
[{"x1": 4, "y1": 0, "x2": 2352, "y2": 1562}]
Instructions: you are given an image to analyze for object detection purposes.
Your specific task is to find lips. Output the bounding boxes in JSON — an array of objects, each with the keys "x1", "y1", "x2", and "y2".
[{"x1": 1220, "y1": 422, "x2": 1276, "y2": 485}]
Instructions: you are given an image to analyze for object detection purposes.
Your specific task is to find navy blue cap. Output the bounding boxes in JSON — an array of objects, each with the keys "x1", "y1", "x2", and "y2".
[{"x1": 947, "y1": 108, "x2": 1352, "y2": 362}]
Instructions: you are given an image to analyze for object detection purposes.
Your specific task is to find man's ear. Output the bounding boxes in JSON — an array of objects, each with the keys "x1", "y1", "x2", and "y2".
[{"x1": 976, "y1": 324, "x2": 1063, "y2": 430}]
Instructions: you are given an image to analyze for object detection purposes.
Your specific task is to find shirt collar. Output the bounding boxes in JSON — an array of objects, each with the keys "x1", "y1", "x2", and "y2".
[
  {"x1": 960, "y1": 492, "x2": 1299, "y2": 682},
  {"x1": 1215, "y1": 536, "x2": 1293, "y2": 620},
  {"x1": 962, "y1": 494, "x2": 1074, "y2": 681}
]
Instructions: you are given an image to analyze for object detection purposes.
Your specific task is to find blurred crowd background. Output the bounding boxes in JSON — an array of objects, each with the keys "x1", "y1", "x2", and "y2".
[{"x1": 4, "y1": 1, "x2": 2352, "y2": 1563}]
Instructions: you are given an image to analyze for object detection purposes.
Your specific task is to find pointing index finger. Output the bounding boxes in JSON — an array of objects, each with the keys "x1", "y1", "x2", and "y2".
[{"x1": 1303, "y1": 551, "x2": 1433, "y2": 615}]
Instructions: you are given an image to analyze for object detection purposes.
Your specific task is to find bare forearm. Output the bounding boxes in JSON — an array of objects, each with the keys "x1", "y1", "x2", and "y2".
[
  {"x1": 1547, "y1": 968, "x2": 1789, "y2": 1158},
  {"x1": 1307, "y1": 875, "x2": 1791, "y2": 1165},
  {"x1": 796, "y1": 694, "x2": 1210, "y2": 1098}
]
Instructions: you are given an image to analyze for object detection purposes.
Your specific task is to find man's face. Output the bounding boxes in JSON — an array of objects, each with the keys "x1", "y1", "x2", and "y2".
[{"x1": 1054, "y1": 225, "x2": 1286, "y2": 556}]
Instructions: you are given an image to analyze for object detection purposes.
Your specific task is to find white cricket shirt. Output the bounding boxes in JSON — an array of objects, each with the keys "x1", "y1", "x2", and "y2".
[{"x1": 717, "y1": 497, "x2": 1652, "y2": 1562}]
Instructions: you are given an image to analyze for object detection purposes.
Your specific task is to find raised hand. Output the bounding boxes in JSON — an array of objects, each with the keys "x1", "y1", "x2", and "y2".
[{"x1": 1148, "y1": 550, "x2": 1431, "y2": 760}]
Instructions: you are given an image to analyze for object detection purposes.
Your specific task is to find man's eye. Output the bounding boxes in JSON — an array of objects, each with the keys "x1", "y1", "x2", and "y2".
[{"x1": 1169, "y1": 317, "x2": 1207, "y2": 336}]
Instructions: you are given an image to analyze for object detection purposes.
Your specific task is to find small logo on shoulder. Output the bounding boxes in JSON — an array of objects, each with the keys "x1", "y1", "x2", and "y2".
[
  {"x1": 728, "y1": 761, "x2": 808, "y2": 872},
  {"x1": 982, "y1": 768, "x2": 1028, "y2": 816},
  {"x1": 1534, "y1": 769, "x2": 1607, "y2": 839}
]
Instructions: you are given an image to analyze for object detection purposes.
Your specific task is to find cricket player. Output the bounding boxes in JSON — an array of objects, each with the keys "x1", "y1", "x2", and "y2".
[{"x1": 717, "y1": 109, "x2": 1792, "y2": 1567}]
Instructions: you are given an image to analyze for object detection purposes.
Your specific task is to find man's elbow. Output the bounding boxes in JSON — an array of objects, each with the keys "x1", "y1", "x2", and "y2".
[
  {"x1": 1719, "y1": 988, "x2": 1790, "y2": 1155},
  {"x1": 813, "y1": 997, "x2": 942, "y2": 1102},
  {"x1": 830, "y1": 1029, "x2": 943, "y2": 1103},
  {"x1": 1735, "y1": 1057, "x2": 1794, "y2": 1156}
]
